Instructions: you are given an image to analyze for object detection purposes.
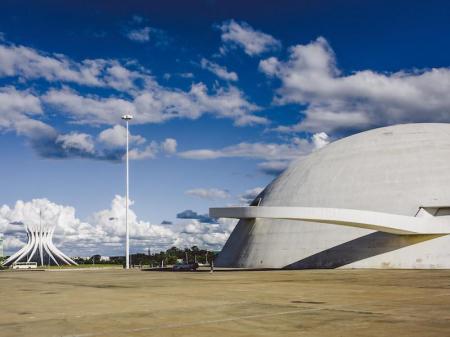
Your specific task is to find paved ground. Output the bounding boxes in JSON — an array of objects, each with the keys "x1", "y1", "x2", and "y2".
[{"x1": 1, "y1": 269, "x2": 450, "y2": 337}]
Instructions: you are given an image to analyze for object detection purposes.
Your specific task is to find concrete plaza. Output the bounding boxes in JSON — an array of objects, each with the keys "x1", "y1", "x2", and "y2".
[{"x1": 1, "y1": 268, "x2": 449, "y2": 337}]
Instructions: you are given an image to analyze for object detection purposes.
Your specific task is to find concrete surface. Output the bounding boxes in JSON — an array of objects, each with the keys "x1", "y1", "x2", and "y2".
[{"x1": 1, "y1": 269, "x2": 450, "y2": 337}]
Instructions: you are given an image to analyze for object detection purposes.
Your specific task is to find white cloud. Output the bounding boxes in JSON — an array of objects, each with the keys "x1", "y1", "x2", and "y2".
[
  {"x1": 0, "y1": 86, "x2": 43, "y2": 131},
  {"x1": 126, "y1": 27, "x2": 152, "y2": 42},
  {"x1": 0, "y1": 40, "x2": 264, "y2": 128},
  {"x1": 102, "y1": 63, "x2": 154, "y2": 94},
  {"x1": 0, "y1": 196, "x2": 235, "y2": 256},
  {"x1": 88, "y1": 196, "x2": 174, "y2": 246},
  {"x1": 218, "y1": 20, "x2": 281, "y2": 56},
  {"x1": 179, "y1": 132, "x2": 329, "y2": 175},
  {"x1": 0, "y1": 198, "x2": 89, "y2": 254},
  {"x1": 185, "y1": 188, "x2": 230, "y2": 200},
  {"x1": 0, "y1": 89, "x2": 175, "y2": 161},
  {"x1": 174, "y1": 217, "x2": 237, "y2": 249},
  {"x1": 124, "y1": 138, "x2": 177, "y2": 160},
  {"x1": 312, "y1": 132, "x2": 329, "y2": 149},
  {"x1": 0, "y1": 90, "x2": 107, "y2": 160},
  {"x1": 55, "y1": 132, "x2": 95, "y2": 154},
  {"x1": 97, "y1": 127, "x2": 176, "y2": 160},
  {"x1": 0, "y1": 86, "x2": 59, "y2": 153},
  {"x1": 43, "y1": 88, "x2": 136, "y2": 125},
  {"x1": 128, "y1": 142, "x2": 159, "y2": 160},
  {"x1": 98, "y1": 124, "x2": 146, "y2": 148},
  {"x1": 43, "y1": 83, "x2": 264, "y2": 127},
  {"x1": 260, "y1": 36, "x2": 450, "y2": 133},
  {"x1": 258, "y1": 56, "x2": 280, "y2": 75},
  {"x1": 127, "y1": 138, "x2": 178, "y2": 160},
  {"x1": 0, "y1": 44, "x2": 102, "y2": 86},
  {"x1": 200, "y1": 58, "x2": 238, "y2": 81},
  {"x1": 0, "y1": 43, "x2": 155, "y2": 94},
  {"x1": 164, "y1": 72, "x2": 194, "y2": 80},
  {"x1": 161, "y1": 138, "x2": 177, "y2": 154},
  {"x1": 123, "y1": 17, "x2": 170, "y2": 47},
  {"x1": 239, "y1": 187, "x2": 264, "y2": 204},
  {"x1": 178, "y1": 135, "x2": 321, "y2": 160},
  {"x1": 3, "y1": 236, "x2": 24, "y2": 251}
]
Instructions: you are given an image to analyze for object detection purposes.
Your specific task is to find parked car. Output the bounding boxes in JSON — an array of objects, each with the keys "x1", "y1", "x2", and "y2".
[{"x1": 172, "y1": 262, "x2": 199, "y2": 271}]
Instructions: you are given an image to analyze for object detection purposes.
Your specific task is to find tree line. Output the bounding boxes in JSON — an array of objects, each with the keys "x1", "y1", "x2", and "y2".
[{"x1": 73, "y1": 246, "x2": 218, "y2": 267}]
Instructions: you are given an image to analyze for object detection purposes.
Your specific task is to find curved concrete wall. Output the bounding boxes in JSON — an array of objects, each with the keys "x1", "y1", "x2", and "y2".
[{"x1": 216, "y1": 123, "x2": 450, "y2": 269}]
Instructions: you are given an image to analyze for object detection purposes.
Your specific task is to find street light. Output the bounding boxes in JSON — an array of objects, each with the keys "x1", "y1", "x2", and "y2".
[{"x1": 121, "y1": 114, "x2": 133, "y2": 269}]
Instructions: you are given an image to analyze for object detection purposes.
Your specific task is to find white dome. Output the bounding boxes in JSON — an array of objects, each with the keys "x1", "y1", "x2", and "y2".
[{"x1": 216, "y1": 123, "x2": 450, "y2": 269}]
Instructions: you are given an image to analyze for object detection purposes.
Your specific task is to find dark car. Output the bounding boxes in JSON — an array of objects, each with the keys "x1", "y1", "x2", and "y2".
[{"x1": 172, "y1": 262, "x2": 199, "y2": 271}]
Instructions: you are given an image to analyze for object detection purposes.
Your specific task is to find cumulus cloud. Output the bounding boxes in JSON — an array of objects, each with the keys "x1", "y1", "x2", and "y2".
[
  {"x1": 312, "y1": 132, "x2": 330, "y2": 149},
  {"x1": 0, "y1": 44, "x2": 102, "y2": 86},
  {"x1": 0, "y1": 86, "x2": 43, "y2": 132},
  {"x1": 0, "y1": 89, "x2": 175, "y2": 162},
  {"x1": 200, "y1": 58, "x2": 238, "y2": 81},
  {"x1": 0, "y1": 43, "x2": 154, "y2": 94},
  {"x1": 42, "y1": 84, "x2": 264, "y2": 127},
  {"x1": 218, "y1": 20, "x2": 281, "y2": 56},
  {"x1": 173, "y1": 217, "x2": 237, "y2": 248},
  {"x1": 2, "y1": 236, "x2": 24, "y2": 251},
  {"x1": 0, "y1": 40, "x2": 264, "y2": 129},
  {"x1": 126, "y1": 138, "x2": 177, "y2": 160},
  {"x1": 43, "y1": 129, "x2": 150, "y2": 162},
  {"x1": 0, "y1": 39, "x2": 262, "y2": 164},
  {"x1": 0, "y1": 40, "x2": 265, "y2": 161},
  {"x1": 55, "y1": 132, "x2": 95, "y2": 154},
  {"x1": 260, "y1": 36, "x2": 450, "y2": 133},
  {"x1": 127, "y1": 142, "x2": 159, "y2": 160},
  {"x1": 179, "y1": 132, "x2": 329, "y2": 176},
  {"x1": 0, "y1": 196, "x2": 233, "y2": 256},
  {"x1": 98, "y1": 133, "x2": 176, "y2": 161},
  {"x1": 178, "y1": 134, "x2": 326, "y2": 160},
  {"x1": 42, "y1": 88, "x2": 136, "y2": 126},
  {"x1": 185, "y1": 188, "x2": 230, "y2": 200},
  {"x1": 88, "y1": 196, "x2": 175, "y2": 248},
  {"x1": 0, "y1": 87, "x2": 82, "y2": 159},
  {"x1": 98, "y1": 124, "x2": 146, "y2": 148},
  {"x1": 161, "y1": 138, "x2": 177, "y2": 154},
  {"x1": 0, "y1": 87, "x2": 62, "y2": 158}
]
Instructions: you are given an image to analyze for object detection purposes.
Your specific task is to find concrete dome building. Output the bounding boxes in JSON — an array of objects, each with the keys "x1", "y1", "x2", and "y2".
[{"x1": 211, "y1": 123, "x2": 450, "y2": 269}]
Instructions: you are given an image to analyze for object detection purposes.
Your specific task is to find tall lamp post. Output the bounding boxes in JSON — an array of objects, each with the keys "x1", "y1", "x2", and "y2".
[{"x1": 122, "y1": 114, "x2": 133, "y2": 269}]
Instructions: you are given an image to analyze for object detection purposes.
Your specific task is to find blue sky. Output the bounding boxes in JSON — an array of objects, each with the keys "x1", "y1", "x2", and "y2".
[{"x1": 1, "y1": 0, "x2": 450, "y2": 255}]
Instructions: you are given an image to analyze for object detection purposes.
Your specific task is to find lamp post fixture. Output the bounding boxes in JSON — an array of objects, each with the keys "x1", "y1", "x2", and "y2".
[{"x1": 121, "y1": 114, "x2": 133, "y2": 269}]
